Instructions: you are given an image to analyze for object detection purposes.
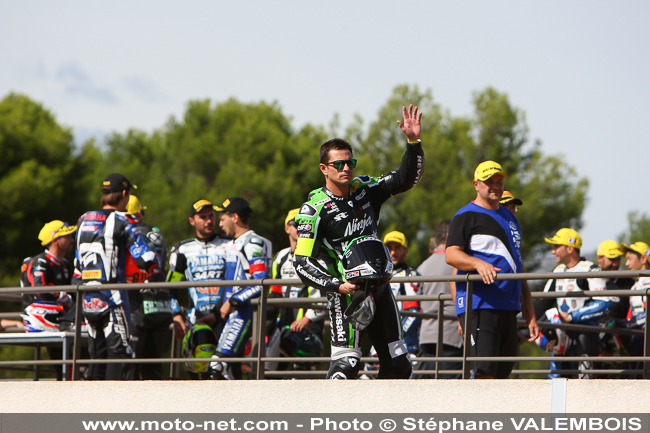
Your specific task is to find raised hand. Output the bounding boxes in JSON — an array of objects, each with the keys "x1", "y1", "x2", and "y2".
[{"x1": 397, "y1": 104, "x2": 422, "y2": 141}]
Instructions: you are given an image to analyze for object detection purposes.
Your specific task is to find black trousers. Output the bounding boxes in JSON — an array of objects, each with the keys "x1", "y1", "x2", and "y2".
[{"x1": 84, "y1": 306, "x2": 134, "y2": 380}]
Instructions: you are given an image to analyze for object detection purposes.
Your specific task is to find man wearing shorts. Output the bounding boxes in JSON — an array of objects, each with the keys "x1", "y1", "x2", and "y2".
[{"x1": 446, "y1": 161, "x2": 539, "y2": 379}]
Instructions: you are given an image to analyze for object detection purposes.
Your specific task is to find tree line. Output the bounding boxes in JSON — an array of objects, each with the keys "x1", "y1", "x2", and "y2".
[{"x1": 3, "y1": 85, "x2": 631, "y2": 288}]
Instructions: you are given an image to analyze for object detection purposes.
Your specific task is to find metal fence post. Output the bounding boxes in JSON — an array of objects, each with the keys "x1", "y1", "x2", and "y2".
[
  {"x1": 462, "y1": 278, "x2": 473, "y2": 379},
  {"x1": 435, "y1": 294, "x2": 444, "y2": 379},
  {"x1": 71, "y1": 283, "x2": 84, "y2": 381},
  {"x1": 643, "y1": 289, "x2": 650, "y2": 379},
  {"x1": 253, "y1": 281, "x2": 268, "y2": 380}
]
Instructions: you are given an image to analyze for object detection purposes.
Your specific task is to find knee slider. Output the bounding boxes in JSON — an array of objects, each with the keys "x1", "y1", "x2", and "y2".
[{"x1": 327, "y1": 357, "x2": 361, "y2": 380}]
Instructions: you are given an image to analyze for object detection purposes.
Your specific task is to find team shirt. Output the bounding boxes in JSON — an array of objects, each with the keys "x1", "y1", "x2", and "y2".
[
  {"x1": 74, "y1": 209, "x2": 159, "y2": 313},
  {"x1": 628, "y1": 276, "x2": 650, "y2": 327},
  {"x1": 20, "y1": 250, "x2": 73, "y2": 308},
  {"x1": 167, "y1": 234, "x2": 230, "y2": 324},
  {"x1": 542, "y1": 260, "x2": 610, "y2": 323},
  {"x1": 447, "y1": 202, "x2": 524, "y2": 315}
]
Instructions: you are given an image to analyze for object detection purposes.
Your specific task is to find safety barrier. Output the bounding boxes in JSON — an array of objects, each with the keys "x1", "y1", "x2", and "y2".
[{"x1": 1, "y1": 269, "x2": 648, "y2": 380}]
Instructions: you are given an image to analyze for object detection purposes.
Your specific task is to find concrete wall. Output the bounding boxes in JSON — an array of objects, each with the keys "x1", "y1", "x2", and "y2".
[{"x1": 0, "y1": 380, "x2": 648, "y2": 413}]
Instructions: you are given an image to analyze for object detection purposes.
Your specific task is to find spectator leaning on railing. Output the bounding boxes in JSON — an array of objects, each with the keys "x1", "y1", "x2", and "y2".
[
  {"x1": 167, "y1": 199, "x2": 230, "y2": 380},
  {"x1": 199, "y1": 197, "x2": 272, "y2": 380},
  {"x1": 20, "y1": 220, "x2": 77, "y2": 380},
  {"x1": 383, "y1": 231, "x2": 421, "y2": 355},
  {"x1": 446, "y1": 161, "x2": 539, "y2": 379},
  {"x1": 534, "y1": 228, "x2": 610, "y2": 379},
  {"x1": 621, "y1": 241, "x2": 650, "y2": 374},
  {"x1": 596, "y1": 240, "x2": 634, "y2": 322}
]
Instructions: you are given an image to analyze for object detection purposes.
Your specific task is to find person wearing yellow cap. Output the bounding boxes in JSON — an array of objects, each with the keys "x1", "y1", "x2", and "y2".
[
  {"x1": 124, "y1": 195, "x2": 173, "y2": 380},
  {"x1": 266, "y1": 209, "x2": 326, "y2": 371},
  {"x1": 596, "y1": 241, "x2": 634, "y2": 321},
  {"x1": 20, "y1": 220, "x2": 77, "y2": 379},
  {"x1": 446, "y1": 161, "x2": 538, "y2": 379},
  {"x1": 499, "y1": 191, "x2": 522, "y2": 217},
  {"x1": 621, "y1": 242, "x2": 650, "y2": 330},
  {"x1": 536, "y1": 228, "x2": 611, "y2": 379},
  {"x1": 166, "y1": 199, "x2": 231, "y2": 380},
  {"x1": 383, "y1": 231, "x2": 421, "y2": 355},
  {"x1": 21, "y1": 220, "x2": 77, "y2": 311},
  {"x1": 360, "y1": 231, "x2": 421, "y2": 378}
]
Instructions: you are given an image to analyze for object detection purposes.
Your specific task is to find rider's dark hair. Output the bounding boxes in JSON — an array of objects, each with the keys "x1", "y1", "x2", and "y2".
[
  {"x1": 101, "y1": 189, "x2": 129, "y2": 207},
  {"x1": 320, "y1": 139, "x2": 353, "y2": 164},
  {"x1": 224, "y1": 211, "x2": 250, "y2": 225},
  {"x1": 434, "y1": 219, "x2": 451, "y2": 248}
]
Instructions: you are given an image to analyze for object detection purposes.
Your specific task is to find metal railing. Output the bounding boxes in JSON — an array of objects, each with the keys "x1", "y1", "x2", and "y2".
[{"x1": 0, "y1": 269, "x2": 648, "y2": 380}]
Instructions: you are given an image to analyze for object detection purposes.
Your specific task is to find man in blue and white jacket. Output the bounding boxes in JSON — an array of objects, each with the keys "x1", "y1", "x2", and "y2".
[
  {"x1": 199, "y1": 197, "x2": 272, "y2": 379},
  {"x1": 74, "y1": 173, "x2": 161, "y2": 380},
  {"x1": 535, "y1": 228, "x2": 610, "y2": 379}
]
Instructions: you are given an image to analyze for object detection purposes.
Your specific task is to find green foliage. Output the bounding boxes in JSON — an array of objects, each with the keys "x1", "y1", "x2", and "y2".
[
  {"x1": 0, "y1": 94, "x2": 99, "y2": 287},
  {"x1": 620, "y1": 211, "x2": 650, "y2": 244},
  {"x1": 0, "y1": 89, "x2": 592, "y2": 379},
  {"x1": 99, "y1": 98, "x2": 327, "y2": 251},
  {"x1": 0, "y1": 87, "x2": 588, "y2": 280}
]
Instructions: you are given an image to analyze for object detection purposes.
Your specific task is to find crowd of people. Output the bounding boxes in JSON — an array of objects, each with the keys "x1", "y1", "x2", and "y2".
[{"x1": 14, "y1": 104, "x2": 650, "y2": 381}]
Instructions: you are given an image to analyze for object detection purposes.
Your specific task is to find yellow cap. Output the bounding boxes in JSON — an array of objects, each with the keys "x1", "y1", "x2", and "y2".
[
  {"x1": 544, "y1": 228, "x2": 582, "y2": 249},
  {"x1": 596, "y1": 240, "x2": 624, "y2": 259},
  {"x1": 474, "y1": 161, "x2": 507, "y2": 181},
  {"x1": 500, "y1": 191, "x2": 523, "y2": 206},
  {"x1": 620, "y1": 242, "x2": 650, "y2": 264},
  {"x1": 285, "y1": 208, "x2": 300, "y2": 226},
  {"x1": 38, "y1": 220, "x2": 77, "y2": 246},
  {"x1": 126, "y1": 195, "x2": 147, "y2": 214},
  {"x1": 383, "y1": 231, "x2": 408, "y2": 248}
]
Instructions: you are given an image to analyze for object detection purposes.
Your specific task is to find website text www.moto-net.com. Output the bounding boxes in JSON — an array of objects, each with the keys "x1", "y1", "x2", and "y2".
[{"x1": 77, "y1": 416, "x2": 647, "y2": 433}]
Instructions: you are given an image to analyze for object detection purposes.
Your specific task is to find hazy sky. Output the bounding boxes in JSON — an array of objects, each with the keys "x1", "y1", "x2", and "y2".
[{"x1": 2, "y1": 1, "x2": 648, "y2": 251}]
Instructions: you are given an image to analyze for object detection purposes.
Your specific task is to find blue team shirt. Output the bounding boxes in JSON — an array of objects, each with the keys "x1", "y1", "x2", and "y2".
[{"x1": 447, "y1": 202, "x2": 524, "y2": 315}]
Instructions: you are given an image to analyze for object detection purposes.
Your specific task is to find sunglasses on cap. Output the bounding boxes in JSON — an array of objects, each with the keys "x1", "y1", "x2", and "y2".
[
  {"x1": 326, "y1": 159, "x2": 357, "y2": 170},
  {"x1": 52, "y1": 222, "x2": 72, "y2": 237}
]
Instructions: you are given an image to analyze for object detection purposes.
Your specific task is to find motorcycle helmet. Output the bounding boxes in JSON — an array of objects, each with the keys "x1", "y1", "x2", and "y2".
[
  {"x1": 279, "y1": 327, "x2": 324, "y2": 370},
  {"x1": 22, "y1": 302, "x2": 65, "y2": 332},
  {"x1": 342, "y1": 236, "x2": 393, "y2": 284},
  {"x1": 340, "y1": 236, "x2": 393, "y2": 331},
  {"x1": 182, "y1": 324, "x2": 218, "y2": 373}
]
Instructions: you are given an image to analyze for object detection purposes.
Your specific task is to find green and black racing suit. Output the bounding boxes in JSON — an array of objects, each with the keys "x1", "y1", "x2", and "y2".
[{"x1": 293, "y1": 139, "x2": 424, "y2": 379}]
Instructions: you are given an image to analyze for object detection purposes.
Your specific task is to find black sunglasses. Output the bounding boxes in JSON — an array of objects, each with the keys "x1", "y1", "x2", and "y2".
[
  {"x1": 287, "y1": 221, "x2": 296, "y2": 227},
  {"x1": 326, "y1": 159, "x2": 357, "y2": 170}
]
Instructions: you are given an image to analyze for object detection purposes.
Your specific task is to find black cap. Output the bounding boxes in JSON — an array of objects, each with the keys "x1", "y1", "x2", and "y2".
[
  {"x1": 215, "y1": 197, "x2": 253, "y2": 217},
  {"x1": 102, "y1": 173, "x2": 136, "y2": 193},
  {"x1": 189, "y1": 199, "x2": 218, "y2": 217}
]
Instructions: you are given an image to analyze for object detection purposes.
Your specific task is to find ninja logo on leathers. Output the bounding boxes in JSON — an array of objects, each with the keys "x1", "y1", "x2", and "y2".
[{"x1": 343, "y1": 215, "x2": 373, "y2": 238}]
